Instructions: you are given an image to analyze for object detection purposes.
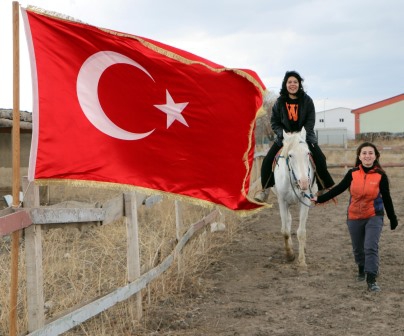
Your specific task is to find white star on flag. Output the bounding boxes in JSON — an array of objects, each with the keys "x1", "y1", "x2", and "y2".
[{"x1": 154, "y1": 90, "x2": 189, "y2": 128}]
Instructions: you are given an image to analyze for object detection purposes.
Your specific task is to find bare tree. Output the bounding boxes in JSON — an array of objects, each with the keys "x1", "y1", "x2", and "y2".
[{"x1": 255, "y1": 90, "x2": 278, "y2": 144}]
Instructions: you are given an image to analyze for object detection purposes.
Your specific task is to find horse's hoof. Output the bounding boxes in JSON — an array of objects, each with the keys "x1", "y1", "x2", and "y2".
[
  {"x1": 299, "y1": 262, "x2": 308, "y2": 269},
  {"x1": 286, "y1": 254, "x2": 295, "y2": 262}
]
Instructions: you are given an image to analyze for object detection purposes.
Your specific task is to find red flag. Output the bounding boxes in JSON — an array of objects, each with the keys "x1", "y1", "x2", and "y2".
[{"x1": 22, "y1": 7, "x2": 265, "y2": 211}]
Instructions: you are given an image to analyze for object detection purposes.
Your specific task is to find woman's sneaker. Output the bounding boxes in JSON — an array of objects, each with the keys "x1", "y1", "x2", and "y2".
[
  {"x1": 357, "y1": 272, "x2": 366, "y2": 281},
  {"x1": 366, "y1": 274, "x2": 381, "y2": 292},
  {"x1": 254, "y1": 189, "x2": 270, "y2": 203},
  {"x1": 367, "y1": 281, "x2": 381, "y2": 292},
  {"x1": 357, "y1": 265, "x2": 365, "y2": 281}
]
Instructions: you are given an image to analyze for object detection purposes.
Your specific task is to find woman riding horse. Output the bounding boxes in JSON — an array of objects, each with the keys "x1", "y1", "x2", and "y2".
[{"x1": 255, "y1": 70, "x2": 334, "y2": 202}]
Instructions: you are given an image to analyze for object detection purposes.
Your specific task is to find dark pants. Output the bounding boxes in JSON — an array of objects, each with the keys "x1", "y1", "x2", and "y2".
[
  {"x1": 347, "y1": 216, "x2": 383, "y2": 276},
  {"x1": 260, "y1": 141, "x2": 335, "y2": 190}
]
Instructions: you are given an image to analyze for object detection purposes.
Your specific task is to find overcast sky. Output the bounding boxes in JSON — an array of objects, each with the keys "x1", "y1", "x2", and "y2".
[{"x1": 1, "y1": 0, "x2": 403, "y2": 113}]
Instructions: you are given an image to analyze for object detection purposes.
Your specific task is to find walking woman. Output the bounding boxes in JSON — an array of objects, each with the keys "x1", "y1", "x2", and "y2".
[
  {"x1": 311, "y1": 142, "x2": 398, "y2": 292},
  {"x1": 255, "y1": 70, "x2": 334, "y2": 202}
]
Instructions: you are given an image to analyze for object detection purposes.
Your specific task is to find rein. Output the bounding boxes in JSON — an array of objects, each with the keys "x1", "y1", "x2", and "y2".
[{"x1": 284, "y1": 156, "x2": 316, "y2": 208}]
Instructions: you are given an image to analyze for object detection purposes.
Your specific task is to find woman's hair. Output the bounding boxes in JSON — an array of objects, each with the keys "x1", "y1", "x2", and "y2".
[
  {"x1": 279, "y1": 70, "x2": 305, "y2": 98},
  {"x1": 355, "y1": 142, "x2": 383, "y2": 171}
]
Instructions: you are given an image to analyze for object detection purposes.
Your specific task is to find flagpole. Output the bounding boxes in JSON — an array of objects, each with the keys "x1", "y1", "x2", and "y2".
[{"x1": 10, "y1": 2, "x2": 21, "y2": 335}]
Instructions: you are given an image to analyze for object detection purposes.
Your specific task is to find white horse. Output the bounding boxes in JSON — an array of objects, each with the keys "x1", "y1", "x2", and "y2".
[{"x1": 272, "y1": 127, "x2": 318, "y2": 267}]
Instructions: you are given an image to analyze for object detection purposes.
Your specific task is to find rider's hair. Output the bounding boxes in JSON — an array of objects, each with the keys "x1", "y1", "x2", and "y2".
[{"x1": 279, "y1": 70, "x2": 305, "y2": 98}]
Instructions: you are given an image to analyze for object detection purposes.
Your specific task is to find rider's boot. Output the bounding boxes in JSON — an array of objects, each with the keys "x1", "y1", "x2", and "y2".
[{"x1": 254, "y1": 188, "x2": 270, "y2": 203}]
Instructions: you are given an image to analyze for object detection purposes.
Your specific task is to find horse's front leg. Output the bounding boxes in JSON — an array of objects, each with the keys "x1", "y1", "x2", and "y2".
[
  {"x1": 278, "y1": 201, "x2": 295, "y2": 262},
  {"x1": 296, "y1": 206, "x2": 309, "y2": 267}
]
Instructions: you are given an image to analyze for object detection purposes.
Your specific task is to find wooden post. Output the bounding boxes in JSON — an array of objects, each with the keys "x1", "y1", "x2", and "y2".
[
  {"x1": 124, "y1": 192, "x2": 142, "y2": 320},
  {"x1": 174, "y1": 200, "x2": 183, "y2": 272},
  {"x1": 10, "y1": 2, "x2": 20, "y2": 335},
  {"x1": 23, "y1": 177, "x2": 45, "y2": 331}
]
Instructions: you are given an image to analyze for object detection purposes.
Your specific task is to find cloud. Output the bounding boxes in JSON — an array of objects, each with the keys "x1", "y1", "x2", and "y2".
[{"x1": 0, "y1": 0, "x2": 403, "y2": 112}]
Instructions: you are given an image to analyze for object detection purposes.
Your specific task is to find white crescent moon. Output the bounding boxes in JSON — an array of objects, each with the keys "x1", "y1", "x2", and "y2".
[{"x1": 77, "y1": 51, "x2": 155, "y2": 140}]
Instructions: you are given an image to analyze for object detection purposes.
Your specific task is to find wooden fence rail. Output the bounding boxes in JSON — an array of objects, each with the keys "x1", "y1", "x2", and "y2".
[
  {"x1": 26, "y1": 208, "x2": 219, "y2": 336},
  {"x1": 1, "y1": 147, "x2": 263, "y2": 335},
  {"x1": 0, "y1": 179, "x2": 222, "y2": 335}
]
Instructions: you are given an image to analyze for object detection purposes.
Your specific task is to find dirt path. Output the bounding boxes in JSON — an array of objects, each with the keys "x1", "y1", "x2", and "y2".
[{"x1": 146, "y1": 168, "x2": 404, "y2": 336}]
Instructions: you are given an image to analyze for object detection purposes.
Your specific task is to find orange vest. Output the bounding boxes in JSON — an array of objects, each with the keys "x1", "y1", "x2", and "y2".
[{"x1": 348, "y1": 166, "x2": 384, "y2": 220}]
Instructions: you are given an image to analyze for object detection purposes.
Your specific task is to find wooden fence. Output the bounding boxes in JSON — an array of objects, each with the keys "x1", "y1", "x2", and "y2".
[
  {"x1": 0, "y1": 147, "x2": 271, "y2": 335},
  {"x1": 0, "y1": 178, "x2": 225, "y2": 335}
]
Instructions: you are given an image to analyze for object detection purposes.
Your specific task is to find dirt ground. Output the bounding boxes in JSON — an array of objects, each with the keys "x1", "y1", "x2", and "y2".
[
  {"x1": 144, "y1": 167, "x2": 404, "y2": 336},
  {"x1": 1, "y1": 146, "x2": 403, "y2": 336}
]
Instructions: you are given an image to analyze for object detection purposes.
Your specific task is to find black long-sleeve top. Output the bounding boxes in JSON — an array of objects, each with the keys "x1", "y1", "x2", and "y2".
[{"x1": 317, "y1": 164, "x2": 397, "y2": 224}]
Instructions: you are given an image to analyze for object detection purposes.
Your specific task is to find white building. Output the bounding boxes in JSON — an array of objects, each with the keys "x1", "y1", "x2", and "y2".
[{"x1": 315, "y1": 107, "x2": 355, "y2": 144}]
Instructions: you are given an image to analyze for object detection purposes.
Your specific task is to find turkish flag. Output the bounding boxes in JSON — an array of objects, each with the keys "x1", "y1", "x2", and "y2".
[{"x1": 22, "y1": 7, "x2": 265, "y2": 211}]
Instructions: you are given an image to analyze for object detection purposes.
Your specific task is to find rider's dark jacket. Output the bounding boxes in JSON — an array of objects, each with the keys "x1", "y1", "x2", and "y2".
[{"x1": 271, "y1": 92, "x2": 317, "y2": 146}]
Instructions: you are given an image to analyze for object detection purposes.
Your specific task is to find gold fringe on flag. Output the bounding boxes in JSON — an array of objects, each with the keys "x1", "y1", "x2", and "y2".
[
  {"x1": 25, "y1": 5, "x2": 266, "y2": 96},
  {"x1": 33, "y1": 178, "x2": 264, "y2": 216},
  {"x1": 27, "y1": 5, "x2": 86, "y2": 24},
  {"x1": 25, "y1": 5, "x2": 267, "y2": 215}
]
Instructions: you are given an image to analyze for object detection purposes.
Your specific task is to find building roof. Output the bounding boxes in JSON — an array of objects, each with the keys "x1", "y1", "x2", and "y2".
[
  {"x1": 0, "y1": 108, "x2": 32, "y2": 130},
  {"x1": 351, "y1": 93, "x2": 404, "y2": 115},
  {"x1": 315, "y1": 107, "x2": 352, "y2": 114}
]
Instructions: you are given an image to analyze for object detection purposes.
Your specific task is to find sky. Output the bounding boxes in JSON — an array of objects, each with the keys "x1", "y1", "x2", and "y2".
[{"x1": 1, "y1": 0, "x2": 403, "y2": 113}]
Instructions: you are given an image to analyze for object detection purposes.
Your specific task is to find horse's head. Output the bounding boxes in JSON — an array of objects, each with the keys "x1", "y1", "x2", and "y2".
[{"x1": 282, "y1": 127, "x2": 311, "y2": 191}]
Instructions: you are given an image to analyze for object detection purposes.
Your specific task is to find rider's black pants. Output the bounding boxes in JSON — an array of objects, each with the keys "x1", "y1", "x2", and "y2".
[{"x1": 260, "y1": 141, "x2": 335, "y2": 190}]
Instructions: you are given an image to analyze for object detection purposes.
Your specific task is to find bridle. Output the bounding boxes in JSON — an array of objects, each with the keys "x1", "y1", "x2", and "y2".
[{"x1": 282, "y1": 143, "x2": 316, "y2": 208}]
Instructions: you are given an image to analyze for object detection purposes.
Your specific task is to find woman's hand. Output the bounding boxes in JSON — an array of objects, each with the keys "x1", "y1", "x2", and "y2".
[{"x1": 391, "y1": 217, "x2": 398, "y2": 230}]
